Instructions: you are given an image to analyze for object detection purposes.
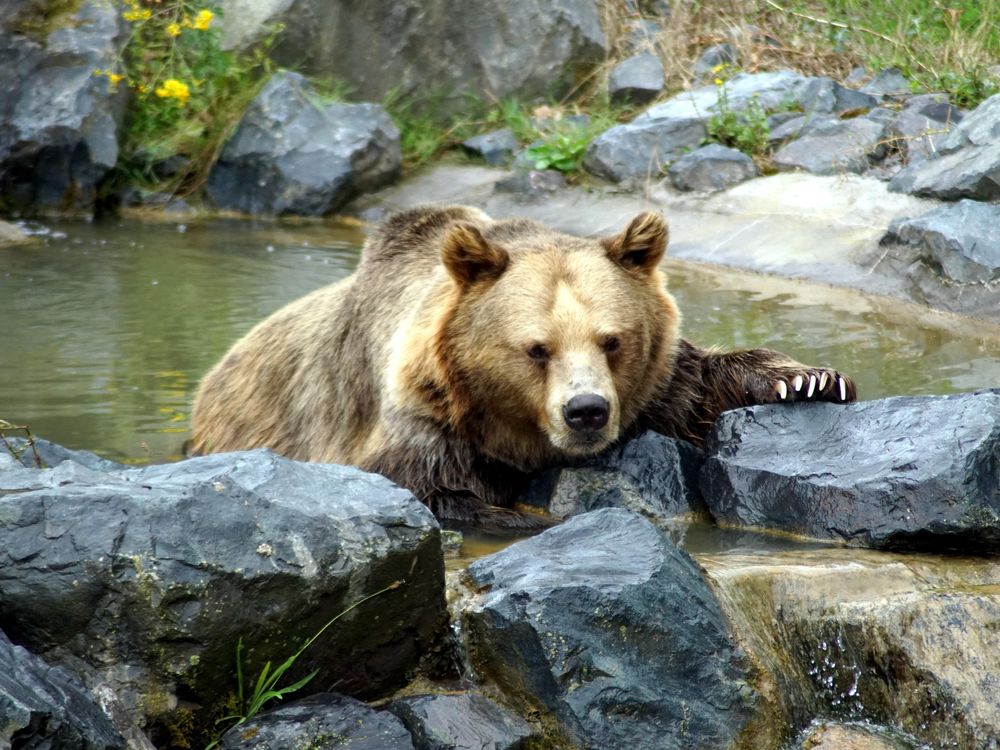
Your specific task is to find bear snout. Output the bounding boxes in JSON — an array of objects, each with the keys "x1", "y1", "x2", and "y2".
[{"x1": 562, "y1": 393, "x2": 610, "y2": 432}]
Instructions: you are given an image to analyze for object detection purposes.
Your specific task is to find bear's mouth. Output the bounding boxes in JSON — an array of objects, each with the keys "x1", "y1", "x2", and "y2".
[{"x1": 555, "y1": 431, "x2": 614, "y2": 456}]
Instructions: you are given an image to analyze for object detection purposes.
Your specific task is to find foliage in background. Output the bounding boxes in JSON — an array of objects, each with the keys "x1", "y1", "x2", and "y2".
[{"x1": 99, "y1": 0, "x2": 278, "y2": 197}]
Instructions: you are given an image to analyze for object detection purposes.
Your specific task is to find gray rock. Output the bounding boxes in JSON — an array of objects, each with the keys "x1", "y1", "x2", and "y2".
[
  {"x1": 844, "y1": 66, "x2": 869, "y2": 86},
  {"x1": 799, "y1": 77, "x2": 879, "y2": 115},
  {"x1": 225, "y1": 0, "x2": 606, "y2": 118},
  {"x1": 891, "y1": 109, "x2": 955, "y2": 165},
  {"x1": 218, "y1": 692, "x2": 414, "y2": 749},
  {"x1": 586, "y1": 70, "x2": 816, "y2": 181},
  {"x1": 668, "y1": 142, "x2": 758, "y2": 192},
  {"x1": 888, "y1": 139, "x2": 1000, "y2": 200},
  {"x1": 461, "y1": 128, "x2": 518, "y2": 166},
  {"x1": 522, "y1": 431, "x2": 705, "y2": 520},
  {"x1": 608, "y1": 52, "x2": 664, "y2": 105},
  {"x1": 2, "y1": 436, "x2": 124, "y2": 472},
  {"x1": 793, "y1": 720, "x2": 919, "y2": 750},
  {"x1": 462, "y1": 508, "x2": 758, "y2": 749},
  {"x1": 883, "y1": 200, "x2": 1000, "y2": 283},
  {"x1": 692, "y1": 43, "x2": 736, "y2": 78},
  {"x1": 389, "y1": 693, "x2": 536, "y2": 750},
  {"x1": 700, "y1": 390, "x2": 1000, "y2": 552},
  {"x1": 206, "y1": 71, "x2": 400, "y2": 216},
  {"x1": 622, "y1": 18, "x2": 662, "y2": 54},
  {"x1": 938, "y1": 92, "x2": 1000, "y2": 153},
  {"x1": 0, "y1": 628, "x2": 127, "y2": 749},
  {"x1": 494, "y1": 169, "x2": 566, "y2": 200},
  {"x1": 0, "y1": 0, "x2": 126, "y2": 215},
  {"x1": 0, "y1": 448, "x2": 446, "y2": 733},
  {"x1": 773, "y1": 113, "x2": 889, "y2": 175},
  {"x1": 903, "y1": 92, "x2": 963, "y2": 124},
  {"x1": 860, "y1": 68, "x2": 911, "y2": 98}
]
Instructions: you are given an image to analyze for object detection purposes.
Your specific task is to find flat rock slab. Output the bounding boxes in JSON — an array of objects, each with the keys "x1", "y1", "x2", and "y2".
[
  {"x1": 773, "y1": 115, "x2": 888, "y2": 175},
  {"x1": 700, "y1": 390, "x2": 1000, "y2": 552},
  {"x1": 461, "y1": 508, "x2": 757, "y2": 749},
  {"x1": 219, "y1": 692, "x2": 414, "y2": 749},
  {"x1": 389, "y1": 693, "x2": 536, "y2": 750},
  {"x1": 0, "y1": 448, "x2": 446, "y2": 733}
]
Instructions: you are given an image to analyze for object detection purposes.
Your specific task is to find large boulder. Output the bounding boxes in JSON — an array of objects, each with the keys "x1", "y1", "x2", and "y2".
[
  {"x1": 0, "y1": 448, "x2": 446, "y2": 738},
  {"x1": 219, "y1": 0, "x2": 607, "y2": 117},
  {"x1": 700, "y1": 390, "x2": 1000, "y2": 552},
  {"x1": 0, "y1": 0, "x2": 126, "y2": 215},
  {"x1": 206, "y1": 71, "x2": 400, "y2": 216},
  {"x1": 772, "y1": 111, "x2": 890, "y2": 175},
  {"x1": 607, "y1": 52, "x2": 664, "y2": 105},
  {"x1": 460, "y1": 508, "x2": 759, "y2": 749},
  {"x1": 389, "y1": 692, "x2": 538, "y2": 750},
  {"x1": 667, "y1": 142, "x2": 758, "y2": 191},
  {"x1": 0, "y1": 628, "x2": 127, "y2": 749}
]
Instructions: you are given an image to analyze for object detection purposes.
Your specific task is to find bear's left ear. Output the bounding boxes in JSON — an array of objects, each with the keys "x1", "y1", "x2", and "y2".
[
  {"x1": 441, "y1": 222, "x2": 509, "y2": 286},
  {"x1": 601, "y1": 212, "x2": 668, "y2": 276}
]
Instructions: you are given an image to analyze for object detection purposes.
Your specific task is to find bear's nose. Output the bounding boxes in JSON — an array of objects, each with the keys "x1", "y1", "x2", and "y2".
[{"x1": 563, "y1": 393, "x2": 610, "y2": 432}]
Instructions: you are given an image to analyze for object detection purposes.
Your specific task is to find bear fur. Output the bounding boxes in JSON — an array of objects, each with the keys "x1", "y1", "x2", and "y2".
[{"x1": 189, "y1": 206, "x2": 855, "y2": 528}]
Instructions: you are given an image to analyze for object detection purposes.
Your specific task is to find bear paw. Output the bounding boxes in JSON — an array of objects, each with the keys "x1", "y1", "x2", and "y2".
[{"x1": 770, "y1": 370, "x2": 856, "y2": 404}]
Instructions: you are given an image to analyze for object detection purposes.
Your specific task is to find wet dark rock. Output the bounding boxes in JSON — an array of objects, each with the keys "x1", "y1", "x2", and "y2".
[
  {"x1": 608, "y1": 52, "x2": 664, "y2": 105},
  {"x1": 773, "y1": 113, "x2": 889, "y2": 175},
  {"x1": 692, "y1": 43, "x2": 737, "y2": 79},
  {"x1": 0, "y1": 0, "x2": 126, "y2": 216},
  {"x1": 882, "y1": 200, "x2": 1000, "y2": 283},
  {"x1": 494, "y1": 169, "x2": 566, "y2": 200},
  {"x1": 668, "y1": 142, "x2": 758, "y2": 192},
  {"x1": 0, "y1": 628, "x2": 127, "y2": 749},
  {"x1": 0, "y1": 448, "x2": 446, "y2": 733},
  {"x1": 522, "y1": 431, "x2": 705, "y2": 521},
  {"x1": 860, "y1": 67, "x2": 912, "y2": 98},
  {"x1": 218, "y1": 692, "x2": 414, "y2": 750},
  {"x1": 701, "y1": 390, "x2": 1000, "y2": 552},
  {"x1": 233, "y1": 0, "x2": 606, "y2": 118},
  {"x1": 389, "y1": 693, "x2": 536, "y2": 750},
  {"x1": 206, "y1": 71, "x2": 400, "y2": 216},
  {"x1": 585, "y1": 70, "x2": 815, "y2": 181},
  {"x1": 461, "y1": 128, "x2": 518, "y2": 166},
  {"x1": 462, "y1": 508, "x2": 758, "y2": 749}
]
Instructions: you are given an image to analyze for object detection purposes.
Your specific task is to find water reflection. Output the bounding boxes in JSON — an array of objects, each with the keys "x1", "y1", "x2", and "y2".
[{"x1": 1, "y1": 217, "x2": 999, "y2": 463}]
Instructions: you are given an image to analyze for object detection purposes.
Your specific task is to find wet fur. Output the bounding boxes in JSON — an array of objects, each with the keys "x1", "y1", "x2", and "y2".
[{"x1": 189, "y1": 206, "x2": 855, "y2": 531}]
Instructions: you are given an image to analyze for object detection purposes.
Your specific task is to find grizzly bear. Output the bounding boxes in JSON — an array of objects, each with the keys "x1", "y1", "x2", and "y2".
[{"x1": 189, "y1": 206, "x2": 855, "y2": 529}]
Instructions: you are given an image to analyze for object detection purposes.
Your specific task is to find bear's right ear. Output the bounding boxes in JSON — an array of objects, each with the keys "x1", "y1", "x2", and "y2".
[
  {"x1": 601, "y1": 211, "x2": 668, "y2": 276},
  {"x1": 441, "y1": 222, "x2": 509, "y2": 286}
]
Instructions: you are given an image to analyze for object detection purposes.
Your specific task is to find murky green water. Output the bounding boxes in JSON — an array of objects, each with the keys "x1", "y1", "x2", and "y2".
[{"x1": 2, "y1": 216, "x2": 1000, "y2": 464}]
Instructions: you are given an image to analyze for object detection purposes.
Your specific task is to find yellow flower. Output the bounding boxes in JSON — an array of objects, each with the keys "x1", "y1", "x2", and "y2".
[
  {"x1": 122, "y1": 7, "x2": 152, "y2": 21},
  {"x1": 154, "y1": 78, "x2": 191, "y2": 105},
  {"x1": 166, "y1": 21, "x2": 182, "y2": 37},
  {"x1": 193, "y1": 9, "x2": 213, "y2": 30},
  {"x1": 108, "y1": 73, "x2": 123, "y2": 85},
  {"x1": 714, "y1": 77, "x2": 724, "y2": 86},
  {"x1": 137, "y1": 83, "x2": 150, "y2": 94}
]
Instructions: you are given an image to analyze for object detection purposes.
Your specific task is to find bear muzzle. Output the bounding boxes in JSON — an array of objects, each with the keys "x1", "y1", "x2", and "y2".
[{"x1": 562, "y1": 393, "x2": 610, "y2": 432}]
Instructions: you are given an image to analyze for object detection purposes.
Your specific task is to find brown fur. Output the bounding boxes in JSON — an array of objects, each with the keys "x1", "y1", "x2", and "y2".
[{"x1": 189, "y1": 206, "x2": 856, "y2": 530}]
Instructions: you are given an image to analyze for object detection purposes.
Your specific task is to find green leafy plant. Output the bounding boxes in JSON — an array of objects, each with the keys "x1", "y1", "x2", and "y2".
[
  {"x1": 705, "y1": 73, "x2": 771, "y2": 157},
  {"x1": 205, "y1": 580, "x2": 403, "y2": 750}
]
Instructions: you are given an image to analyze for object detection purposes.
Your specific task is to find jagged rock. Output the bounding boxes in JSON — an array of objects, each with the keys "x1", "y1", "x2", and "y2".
[
  {"x1": 0, "y1": 0, "x2": 126, "y2": 216},
  {"x1": 3, "y1": 435, "x2": 124, "y2": 471},
  {"x1": 938, "y1": 92, "x2": 1000, "y2": 153},
  {"x1": 0, "y1": 628, "x2": 128, "y2": 749},
  {"x1": 221, "y1": 0, "x2": 606, "y2": 117},
  {"x1": 890, "y1": 100, "x2": 960, "y2": 165},
  {"x1": 773, "y1": 113, "x2": 889, "y2": 175},
  {"x1": 882, "y1": 200, "x2": 1000, "y2": 283},
  {"x1": 461, "y1": 128, "x2": 518, "y2": 166},
  {"x1": 860, "y1": 68, "x2": 911, "y2": 98},
  {"x1": 0, "y1": 448, "x2": 446, "y2": 736},
  {"x1": 585, "y1": 70, "x2": 817, "y2": 181},
  {"x1": 667, "y1": 142, "x2": 758, "y2": 191},
  {"x1": 522, "y1": 431, "x2": 705, "y2": 520},
  {"x1": 692, "y1": 43, "x2": 736, "y2": 78},
  {"x1": 389, "y1": 693, "x2": 537, "y2": 750},
  {"x1": 494, "y1": 169, "x2": 566, "y2": 200},
  {"x1": 608, "y1": 52, "x2": 664, "y2": 105},
  {"x1": 461, "y1": 508, "x2": 758, "y2": 749},
  {"x1": 799, "y1": 77, "x2": 879, "y2": 115},
  {"x1": 700, "y1": 390, "x2": 1000, "y2": 552},
  {"x1": 218, "y1": 693, "x2": 414, "y2": 749},
  {"x1": 205, "y1": 71, "x2": 400, "y2": 216}
]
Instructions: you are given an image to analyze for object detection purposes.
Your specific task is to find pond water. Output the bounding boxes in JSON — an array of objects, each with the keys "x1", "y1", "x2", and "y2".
[{"x1": 3, "y1": 215, "x2": 1000, "y2": 467}]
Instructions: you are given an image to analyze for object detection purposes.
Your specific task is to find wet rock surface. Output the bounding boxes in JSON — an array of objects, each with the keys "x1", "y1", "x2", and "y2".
[
  {"x1": 0, "y1": 628, "x2": 126, "y2": 750},
  {"x1": 522, "y1": 431, "x2": 705, "y2": 521},
  {"x1": 218, "y1": 692, "x2": 415, "y2": 750},
  {"x1": 701, "y1": 390, "x2": 1000, "y2": 552},
  {"x1": 0, "y1": 448, "x2": 446, "y2": 735},
  {"x1": 0, "y1": 0, "x2": 126, "y2": 216},
  {"x1": 883, "y1": 199, "x2": 1000, "y2": 283},
  {"x1": 668, "y1": 142, "x2": 758, "y2": 191},
  {"x1": 389, "y1": 692, "x2": 537, "y2": 750},
  {"x1": 461, "y1": 508, "x2": 758, "y2": 749},
  {"x1": 206, "y1": 71, "x2": 400, "y2": 216}
]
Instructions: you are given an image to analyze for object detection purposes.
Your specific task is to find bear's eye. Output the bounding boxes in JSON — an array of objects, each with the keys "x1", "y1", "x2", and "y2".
[
  {"x1": 526, "y1": 343, "x2": 550, "y2": 363},
  {"x1": 602, "y1": 336, "x2": 621, "y2": 354}
]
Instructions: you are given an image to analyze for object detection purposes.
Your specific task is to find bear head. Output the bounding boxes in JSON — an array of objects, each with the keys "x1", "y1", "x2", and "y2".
[{"x1": 427, "y1": 212, "x2": 680, "y2": 471}]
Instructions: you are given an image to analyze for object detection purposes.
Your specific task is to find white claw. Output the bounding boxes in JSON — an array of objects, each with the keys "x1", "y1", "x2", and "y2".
[
  {"x1": 807, "y1": 374, "x2": 817, "y2": 398},
  {"x1": 777, "y1": 380, "x2": 788, "y2": 400},
  {"x1": 793, "y1": 374, "x2": 804, "y2": 392},
  {"x1": 838, "y1": 376, "x2": 847, "y2": 402},
  {"x1": 819, "y1": 372, "x2": 829, "y2": 391}
]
